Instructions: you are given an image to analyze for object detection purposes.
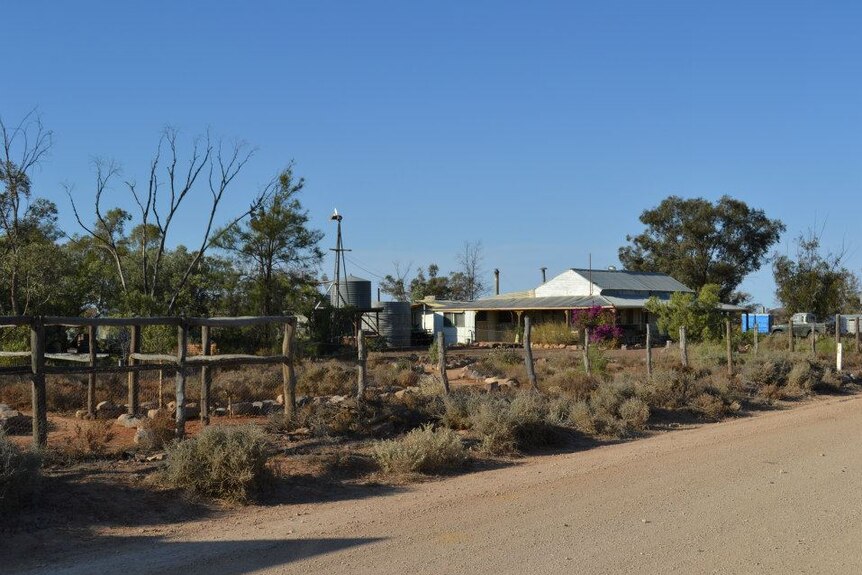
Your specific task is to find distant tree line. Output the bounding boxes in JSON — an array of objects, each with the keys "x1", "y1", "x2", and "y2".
[{"x1": 0, "y1": 112, "x2": 324, "y2": 328}]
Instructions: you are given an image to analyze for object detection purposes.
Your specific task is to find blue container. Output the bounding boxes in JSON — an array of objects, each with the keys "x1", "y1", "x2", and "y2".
[{"x1": 741, "y1": 313, "x2": 771, "y2": 333}]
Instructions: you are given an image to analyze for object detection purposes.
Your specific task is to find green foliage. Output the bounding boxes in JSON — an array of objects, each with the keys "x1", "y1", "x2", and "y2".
[
  {"x1": 645, "y1": 283, "x2": 724, "y2": 342},
  {"x1": 619, "y1": 195, "x2": 784, "y2": 300},
  {"x1": 772, "y1": 229, "x2": 861, "y2": 316},
  {"x1": 0, "y1": 430, "x2": 41, "y2": 511},
  {"x1": 160, "y1": 425, "x2": 272, "y2": 503},
  {"x1": 215, "y1": 165, "x2": 323, "y2": 317},
  {"x1": 531, "y1": 322, "x2": 578, "y2": 345},
  {"x1": 372, "y1": 424, "x2": 467, "y2": 475}
]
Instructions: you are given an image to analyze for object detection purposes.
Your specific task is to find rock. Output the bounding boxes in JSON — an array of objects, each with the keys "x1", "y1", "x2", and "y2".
[
  {"x1": 134, "y1": 428, "x2": 155, "y2": 445},
  {"x1": 328, "y1": 395, "x2": 347, "y2": 404},
  {"x1": 483, "y1": 382, "x2": 500, "y2": 393},
  {"x1": 117, "y1": 413, "x2": 144, "y2": 428},
  {"x1": 75, "y1": 409, "x2": 88, "y2": 419},
  {"x1": 145, "y1": 452, "x2": 166, "y2": 462},
  {"x1": 139, "y1": 401, "x2": 159, "y2": 411},
  {"x1": 230, "y1": 401, "x2": 254, "y2": 416},
  {"x1": 276, "y1": 394, "x2": 285, "y2": 405},
  {"x1": 484, "y1": 377, "x2": 499, "y2": 385},
  {"x1": 167, "y1": 401, "x2": 177, "y2": 412},
  {"x1": 96, "y1": 401, "x2": 124, "y2": 419},
  {"x1": 394, "y1": 388, "x2": 418, "y2": 399},
  {"x1": 148, "y1": 408, "x2": 165, "y2": 419},
  {"x1": 291, "y1": 427, "x2": 311, "y2": 436},
  {"x1": 0, "y1": 411, "x2": 32, "y2": 434},
  {"x1": 504, "y1": 378, "x2": 520, "y2": 388}
]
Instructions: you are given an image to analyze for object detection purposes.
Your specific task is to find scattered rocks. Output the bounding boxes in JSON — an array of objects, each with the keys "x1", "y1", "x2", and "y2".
[
  {"x1": 117, "y1": 413, "x2": 145, "y2": 428},
  {"x1": 483, "y1": 381, "x2": 500, "y2": 393}
]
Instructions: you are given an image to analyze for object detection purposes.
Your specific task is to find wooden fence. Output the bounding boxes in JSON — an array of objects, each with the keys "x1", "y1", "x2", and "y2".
[{"x1": 0, "y1": 315, "x2": 298, "y2": 448}]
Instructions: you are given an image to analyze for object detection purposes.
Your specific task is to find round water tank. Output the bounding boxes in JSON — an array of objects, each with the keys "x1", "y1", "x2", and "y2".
[
  {"x1": 374, "y1": 301, "x2": 412, "y2": 348},
  {"x1": 331, "y1": 275, "x2": 372, "y2": 309}
]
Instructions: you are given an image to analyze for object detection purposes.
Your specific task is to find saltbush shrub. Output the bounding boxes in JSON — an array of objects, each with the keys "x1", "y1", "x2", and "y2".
[
  {"x1": 160, "y1": 425, "x2": 272, "y2": 503},
  {"x1": 372, "y1": 424, "x2": 467, "y2": 475}
]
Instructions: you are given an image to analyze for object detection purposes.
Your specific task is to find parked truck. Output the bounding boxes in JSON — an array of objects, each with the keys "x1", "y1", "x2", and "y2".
[{"x1": 769, "y1": 312, "x2": 832, "y2": 337}]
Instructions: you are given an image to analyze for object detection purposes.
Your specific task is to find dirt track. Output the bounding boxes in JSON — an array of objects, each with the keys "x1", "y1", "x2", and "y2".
[{"x1": 11, "y1": 393, "x2": 862, "y2": 575}]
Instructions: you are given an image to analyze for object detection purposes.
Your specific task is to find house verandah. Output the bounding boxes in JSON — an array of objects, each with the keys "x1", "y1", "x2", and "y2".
[{"x1": 412, "y1": 294, "x2": 654, "y2": 345}]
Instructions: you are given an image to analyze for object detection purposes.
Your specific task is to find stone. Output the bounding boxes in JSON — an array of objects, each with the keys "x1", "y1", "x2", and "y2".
[
  {"x1": 148, "y1": 408, "x2": 165, "y2": 419},
  {"x1": 145, "y1": 452, "x2": 166, "y2": 462},
  {"x1": 276, "y1": 394, "x2": 285, "y2": 405},
  {"x1": 96, "y1": 401, "x2": 124, "y2": 419},
  {"x1": 484, "y1": 377, "x2": 499, "y2": 384},
  {"x1": 117, "y1": 413, "x2": 144, "y2": 428},
  {"x1": 483, "y1": 382, "x2": 500, "y2": 393},
  {"x1": 230, "y1": 401, "x2": 254, "y2": 416},
  {"x1": 328, "y1": 395, "x2": 347, "y2": 404},
  {"x1": 0, "y1": 412, "x2": 32, "y2": 434},
  {"x1": 504, "y1": 378, "x2": 520, "y2": 388},
  {"x1": 134, "y1": 428, "x2": 154, "y2": 445}
]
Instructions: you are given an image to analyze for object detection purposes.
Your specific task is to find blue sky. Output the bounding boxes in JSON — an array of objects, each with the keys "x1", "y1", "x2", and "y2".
[{"x1": 4, "y1": 1, "x2": 861, "y2": 308}]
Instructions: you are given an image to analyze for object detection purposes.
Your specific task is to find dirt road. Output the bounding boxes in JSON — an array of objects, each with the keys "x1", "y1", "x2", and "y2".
[{"x1": 13, "y1": 393, "x2": 862, "y2": 575}]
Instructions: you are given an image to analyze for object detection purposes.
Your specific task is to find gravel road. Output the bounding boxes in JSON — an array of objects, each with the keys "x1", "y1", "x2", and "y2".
[{"x1": 14, "y1": 393, "x2": 862, "y2": 575}]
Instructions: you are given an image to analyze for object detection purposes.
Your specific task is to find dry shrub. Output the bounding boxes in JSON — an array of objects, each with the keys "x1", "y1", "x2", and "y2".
[
  {"x1": 298, "y1": 360, "x2": 354, "y2": 396},
  {"x1": 741, "y1": 354, "x2": 792, "y2": 394},
  {"x1": 787, "y1": 360, "x2": 824, "y2": 393},
  {"x1": 138, "y1": 414, "x2": 176, "y2": 451},
  {"x1": 0, "y1": 380, "x2": 30, "y2": 409},
  {"x1": 531, "y1": 322, "x2": 578, "y2": 345},
  {"x1": 370, "y1": 359, "x2": 420, "y2": 388},
  {"x1": 692, "y1": 392, "x2": 727, "y2": 421},
  {"x1": 569, "y1": 381, "x2": 649, "y2": 437},
  {"x1": 440, "y1": 390, "x2": 478, "y2": 430},
  {"x1": 638, "y1": 369, "x2": 700, "y2": 410},
  {"x1": 212, "y1": 366, "x2": 281, "y2": 406},
  {"x1": 46, "y1": 376, "x2": 86, "y2": 413},
  {"x1": 160, "y1": 425, "x2": 272, "y2": 504},
  {"x1": 68, "y1": 420, "x2": 115, "y2": 458},
  {"x1": 372, "y1": 424, "x2": 467, "y2": 475},
  {"x1": 468, "y1": 392, "x2": 555, "y2": 455},
  {"x1": 0, "y1": 429, "x2": 41, "y2": 511},
  {"x1": 542, "y1": 369, "x2": 598, "y2": 401},
  {"x1": 477, "y1": 348, "x2": 524, "y2": 380}
]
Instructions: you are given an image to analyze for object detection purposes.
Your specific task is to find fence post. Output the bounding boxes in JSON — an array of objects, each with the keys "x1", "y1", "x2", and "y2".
[
  {"x1": 725, "y1": 318, "x2": 733, "y2": 377},
  {"x1": 175, "y1": 320, "x2": 188, "y2": 439},
  {"x1": 87, "y1": 325, "x2": 97, "y2": 417},
  {"x1": 200, "y1": 325, "x2": 211, "y2": 425},
  {"x1": 753, "y1": 319, "x2": 759, "y2": 356},
  {"x1": 282, "y1": 318, "x2": 297, "y2": 418},
  {"x1": 128, "y1": 324, "x2": 140, "y2": 415},
  {"x1": 679, "y1": 326, "x2": 688, "y2": 368},
  {"x1": 811, "y1": 329, "x2": 817, "y2": 356},
  {"x1": 437, "y1": 331, "x2": 449, "y2": 394},
  {"x1": 523, "y1": 316, "x2": 538, "y2": 391},
  {"x1": 30, "y1": 317, "x2": 47, "y2": 449},
  {"x1": 583, "y1": 327, "x2": 591, "y2": 375},
  {"x1": 357, "y1": 328, "x2": 367, "y2": 400},
  {"x1": 856, "y1": 317, "x2": 860, "y2": 354},
  {"x1": 645, "y1": 323, "x2": 652, "y2": 377},
  {"x1": 835, "y1": 313, "x2": 841, "y2": 359},
  {"x1": 789, "y1": 318, "x2": 794, "y2": 352}
]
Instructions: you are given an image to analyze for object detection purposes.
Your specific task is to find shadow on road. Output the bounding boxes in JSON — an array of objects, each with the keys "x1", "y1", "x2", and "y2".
[{"x1": 11, "y1": 535, "x2": 385, "y2": 575}]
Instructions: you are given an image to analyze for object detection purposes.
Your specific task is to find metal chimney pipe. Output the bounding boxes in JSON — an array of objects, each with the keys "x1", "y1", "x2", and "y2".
[
  {"x1": 541, "y1": 267, "x2": 547, "y2": 283},
  {"x1": 494, "y1": 268, "x2": 500, "y2": 295}
]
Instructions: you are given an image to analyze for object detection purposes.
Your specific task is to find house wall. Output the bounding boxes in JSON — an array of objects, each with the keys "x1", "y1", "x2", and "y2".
[{"x1": 535, "y1": 270, "x2": 598, "y2": 297}]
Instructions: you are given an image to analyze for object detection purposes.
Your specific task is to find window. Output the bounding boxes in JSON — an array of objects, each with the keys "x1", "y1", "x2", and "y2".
[{"x1": 443, "y1": 312, "x2": 465, "y2": 327}]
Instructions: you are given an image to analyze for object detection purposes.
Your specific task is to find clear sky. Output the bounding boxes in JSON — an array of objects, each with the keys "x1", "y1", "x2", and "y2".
[{"x1": 4, "y1": 1, "x2": 861, "y2": 308}]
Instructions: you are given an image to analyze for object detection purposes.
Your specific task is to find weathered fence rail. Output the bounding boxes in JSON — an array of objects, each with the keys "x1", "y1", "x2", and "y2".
[{"x1": 0, "y1": 315, "x2": 297, "y2": 447}]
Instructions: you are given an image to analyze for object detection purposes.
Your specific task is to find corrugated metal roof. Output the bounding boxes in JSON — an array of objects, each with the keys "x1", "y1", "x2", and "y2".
[
  {"x1": 429, "y1": 295, "x2": 613, "y2": 312},
  {"x1": 570, "y1": 268, "x2": 692, "y2": 293}
]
